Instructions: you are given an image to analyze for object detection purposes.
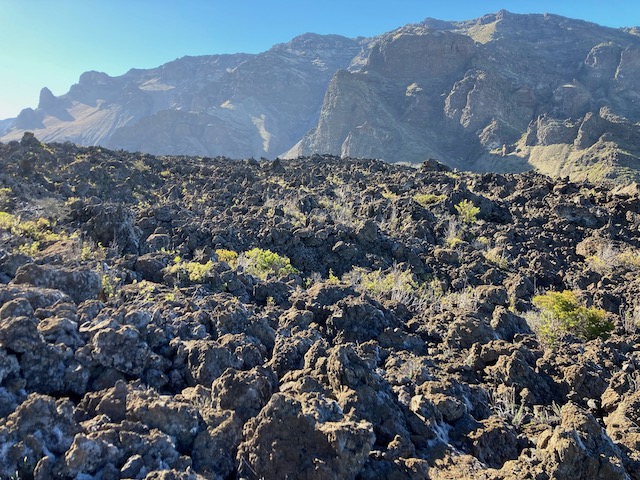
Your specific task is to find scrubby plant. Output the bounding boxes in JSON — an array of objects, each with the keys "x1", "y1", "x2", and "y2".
[
  {"x1": 455, "y1": 199, "x2": 480, "y2": 224},
  {"x1": 0, "y1": 188, "x2": 13, "y2": 210},
  {"x1": 483, "y1": 247, "x2": 510, "y2": 269},
  {"x1": 527, "y1": 290, "x2": 613, "y2": 345},
  {"x1": 0, "y1": 211, "x2": 14, "y2": 230},
  {"x1": 241, "y1": 248, "x2": 298, "y2": 279},
  {"x1": 445, "y1": 217, "x2": 464, "y2": 247},
  {"x1": 168, "y1": 258, "x2": 214, "y2": 283},
  {"x1": 344, "y1": 264, "x2": 417, "y2": 302},
  {"x1": 413, "y1": 193, "x2": 446, "y2": 207},
  {"x1": 215, "y1": 248, "x2": 238, "y2": 266}
]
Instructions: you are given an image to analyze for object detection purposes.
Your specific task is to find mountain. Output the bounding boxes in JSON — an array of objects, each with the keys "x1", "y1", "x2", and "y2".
[
  {"x1": 287, "y1": 11, "x2": 640, "y2": 182},
  {"x1": 2, "y1": 11, "x2": 640, "y2": 181},
  {"x1": 1, "y1": 34, "x2": 361, "y2": 158}
]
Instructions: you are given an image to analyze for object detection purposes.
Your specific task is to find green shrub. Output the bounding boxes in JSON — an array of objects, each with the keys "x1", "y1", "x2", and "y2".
[
  {"x1": 215, "y1": 248, "x2": 238, "y2": 265},
  {"x1": 414, "y1": 193, "x2": 446, "y2": 207},
  {"x1": 529, "y1": 290, "x2": 612, "y2": 345},
  {"x1": 0, "y1": 211, "x2": 15, "y2": 230},
  {"x1": 168, "y1": 259, "x2": 214, "y2": 283},
  {"x1": 455, "y1": 199, "x2": 480, "y2": 224},
  {"x1": 242, "y1": 248, "x2": 298, "y2": 279}
]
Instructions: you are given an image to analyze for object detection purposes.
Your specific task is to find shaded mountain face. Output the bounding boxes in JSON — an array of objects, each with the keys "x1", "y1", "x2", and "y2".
[
  {"x1": 1, "y1": 34, "x2": 361, "y2": 159},
  {"x1": 2, "y1": 11, "x2": 640, "y2": 181}
]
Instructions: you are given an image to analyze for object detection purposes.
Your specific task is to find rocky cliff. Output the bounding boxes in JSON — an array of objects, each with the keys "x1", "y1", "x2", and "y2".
[
  {"x1": 289, "y1": 11, "x2": 640, "y2": 182},
  {"x1": 0, "y1": 134, "x2": 639, "y2": 478},
  {"x1": 3, "y1": 11, "x2": 640, "y2": 181}
]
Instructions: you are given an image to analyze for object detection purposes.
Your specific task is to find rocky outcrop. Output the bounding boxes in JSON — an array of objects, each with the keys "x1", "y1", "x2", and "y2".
[
  {"x1": 1, "y1": 34, "x2": 360, "y2": 160},
  {"x1": 0, "y1": 138, "x2": 639, "y2": 477},
  {"x1": 288, "y1": 12, "x2": 640, "y2": 182}
]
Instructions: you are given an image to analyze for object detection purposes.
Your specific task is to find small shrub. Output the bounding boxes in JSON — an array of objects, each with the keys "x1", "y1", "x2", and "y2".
[
  {"x1": 345, "y1": 264, "x2": 417, "y2": 302},
  {"x1": 445, "y1": 217, "x2": 464, "y2": 247},
  {"x1": 528, "y1": 290, "x2": 612, "y2": 345},
  {"x1": 0, "y1": 187, "x2": 13, "y2": 209},
  {"x1": 414, "y1": 193, "x2": 446, "y2": 207},
  {"x1": 168, "y1": 259, "x2": 214, "y2": 283},
  {"x1": 215, "y1": 248, "x2": 238, "y2": 265},
  {"x1": 617, "y1": 249, "x2": 640, "y2": 270},
  {"x1": 242, "y1": 248, "x2": 298, "y2": 279},
  {"x1": 455, "y1": 199, "x2": 480, "y2": 224},
  {"x1": 0, "y1": 211, "x2": 15, "y2": 230},
  {"x1": 483, "y1": 248, "x2": 509, "y2": 269}
]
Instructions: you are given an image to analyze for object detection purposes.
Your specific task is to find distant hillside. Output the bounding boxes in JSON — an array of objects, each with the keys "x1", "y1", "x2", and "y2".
[
  {"x1": 1, "y1": 34, "x2": 361, "y2": 159},
  {"x1": 3, "y1": 11, "x2": 640, "y2": 182}
]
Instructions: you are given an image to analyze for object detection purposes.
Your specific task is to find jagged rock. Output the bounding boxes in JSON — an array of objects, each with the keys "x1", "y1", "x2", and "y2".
[
  {"x1": 0, "y1": 394, "x2": 80, "y2": 479},
  {"x1": 174, "y1": 339, "x2": 241, "y2": 386},
  {"x1": 210, "y1": 366, "x2": 277, "y2": 422},
  {"x1": 536, "y1": 403, "x2": 628, "y2": 479},
  {"x1": 13, "y1": 263, "x2": 102, "y2": 304},
  {"x1": 91, "y1": 325, "x2": 150, "y2": 376},
  {"x1": 237, "y1": 393, "x2": 374, "y2": 479},
  {"x1": 605, "y1": 390, "x2": 640, "y2": 477}
]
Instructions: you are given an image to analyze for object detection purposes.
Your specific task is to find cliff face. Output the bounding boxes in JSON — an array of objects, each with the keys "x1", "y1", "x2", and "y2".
[
  {"x1": 287, "y1": 11, "x2": 640, "y2": 182},
  {"x1": 3, "y1": 11, "x2": 640, "y2": 181},
  {"x1": 1, "y1": 34, "x2": 361, "y2": 158}
]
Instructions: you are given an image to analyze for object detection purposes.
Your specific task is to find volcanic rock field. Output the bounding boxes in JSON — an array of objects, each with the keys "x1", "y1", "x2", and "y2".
[{"x1": 0, "y1": 133, "x2": 639, "y2": 479}]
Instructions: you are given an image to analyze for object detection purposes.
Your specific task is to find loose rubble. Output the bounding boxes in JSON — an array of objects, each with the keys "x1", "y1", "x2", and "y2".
[{"x1": 0, "y1": 134, "x2": 639, "y2": 478}]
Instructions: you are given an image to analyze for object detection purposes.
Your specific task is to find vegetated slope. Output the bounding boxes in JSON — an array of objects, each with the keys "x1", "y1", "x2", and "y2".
[
  {"x1": 1, "y1": 133, "x2": 640, "y2": 478},
  {"x1": 3, "y1": 11, "x2": 640, "y2": 183},
  {"x1": 1, "y1": 33, "x2": 360, "y2": 159}
]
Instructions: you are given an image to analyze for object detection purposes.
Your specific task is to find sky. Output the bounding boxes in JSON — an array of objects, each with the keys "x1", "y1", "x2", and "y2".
[{"x1": 1, "y1": 0, "x2": 639, "y2": 120}]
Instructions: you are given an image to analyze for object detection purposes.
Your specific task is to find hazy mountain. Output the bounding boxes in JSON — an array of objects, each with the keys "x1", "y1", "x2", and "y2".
[
  {"x1": 3, "y1": 11, "x2": 640, "y2": 181},
  {"x1": 0, "y1": 118, "x2": 14, "y2": 136},
  {"x1": 1, "y1": 34, "x2": 361, "y2": 158}
]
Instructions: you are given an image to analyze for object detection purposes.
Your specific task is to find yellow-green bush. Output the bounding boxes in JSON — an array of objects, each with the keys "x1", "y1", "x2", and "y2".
[
  {"x1": 529, "y1": 290, "x2": 612, "y2": 345},
  {"x1": 215, "y1": 248, "x2": 238, "y2": 265},
  {"x1": 242, "y1": 248, "x2": 298, "y2": 279},
  {"x1": 168, "y1": 259, "x2": 214, "y2": 283},
  {"x1": 414, "y1": 193, "x2": 446, "y2": 207},
  {"x1": 455, "y1": 199, "x2": 480, "y2": 224}
]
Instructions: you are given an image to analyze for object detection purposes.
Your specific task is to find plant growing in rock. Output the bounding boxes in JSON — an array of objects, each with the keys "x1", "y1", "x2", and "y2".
[
  {"x1": 345, "y1": 264, "x2": 417, "y2": 302},
  {"x1": 413, "y1": 192, "x2": 446, "y2": 207},
  {"x1": 527, "y1": 290, "x2": 613, "y2": 345},
  {"x1": 445, "y1": 217, "x2": 464, "y2": 248},
  {"x1": 215, "y1": 248, "x2": 238, "y2": 266},
  {"x1": 168, "y1": 258, "x2": 215, "y2": 283},
  {"x1": 240, "y1": 248, "x2": 298, "y2": 279},
  {"x1": 483, "y1": 247, "x2": 510, "y2": 269},
  {"x1": 455, "y1": 199, "x2": 480, "y2": 224}
]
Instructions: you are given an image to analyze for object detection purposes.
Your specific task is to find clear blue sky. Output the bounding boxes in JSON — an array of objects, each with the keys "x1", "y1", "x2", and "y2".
[{"x1": 1, "y1": 0, "x2": 638, "y2": 119}]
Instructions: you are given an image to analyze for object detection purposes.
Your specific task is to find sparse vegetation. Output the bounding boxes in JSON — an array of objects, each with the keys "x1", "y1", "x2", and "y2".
[
  {"x1": 454, "y1": 199, "x2": 480, "y2": 224},
  {"x1": 168, "y1": 258, "x2": 215, "y2": 283},
  {"x1": 215, "y1": 248, "x2": 239, "y2": 265},
  {"x1": 527, "y1": 290, "x2": 613, "y2": 345},
  {"x1": 240, "y1": 248, "x2": 298, "y2": 279},
  {"x1": 413, "y1": 192, "x2": 446, "y2": 207}
]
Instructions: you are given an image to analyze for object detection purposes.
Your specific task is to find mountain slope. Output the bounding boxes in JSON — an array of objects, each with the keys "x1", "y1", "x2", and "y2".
[
  {"x1": 288, "y1": 11, "x2": 640, "y2": 182},
  {"x1": 2, "y1": 11, "x2": 640, "y2": 182},
  {"x1": 1, "y1": 34, "x2": 361, "y2": 158}
]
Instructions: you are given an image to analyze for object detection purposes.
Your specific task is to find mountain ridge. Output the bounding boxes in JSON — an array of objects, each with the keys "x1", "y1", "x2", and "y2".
[{"x1": 3, "y1": 11, "x2": 640, "y2": 181}]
